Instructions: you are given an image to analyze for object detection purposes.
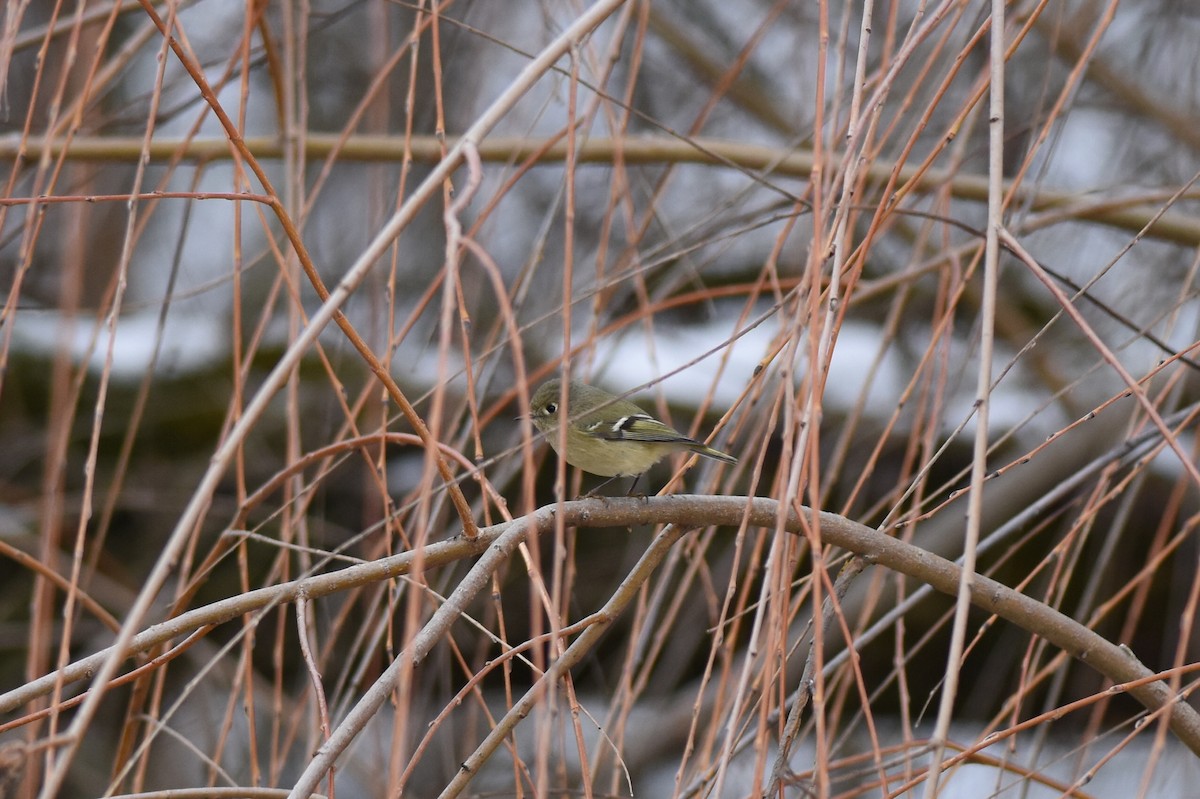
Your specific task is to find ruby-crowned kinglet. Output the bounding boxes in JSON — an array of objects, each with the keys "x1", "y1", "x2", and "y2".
[{"x1": 528, "y1": 378, "x2": 737, "y2": 478}]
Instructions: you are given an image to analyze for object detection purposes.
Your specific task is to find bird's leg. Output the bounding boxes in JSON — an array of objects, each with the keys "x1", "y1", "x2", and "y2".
[{"x1": 581, "y1": 474, "x2": 623, "y2": 498}]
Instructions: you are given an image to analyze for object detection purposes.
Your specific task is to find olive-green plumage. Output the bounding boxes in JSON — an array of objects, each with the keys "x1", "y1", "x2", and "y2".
[{"x1": 528, "y1": 378, "x2": 737, "y2": 477}]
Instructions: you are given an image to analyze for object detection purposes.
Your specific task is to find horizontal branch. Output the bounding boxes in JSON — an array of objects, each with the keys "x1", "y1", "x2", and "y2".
[
  {"x1": 4, "y1": 495, "x2": 1198, "y2": 756},
  {"x1": 4, "y1": 134, "x2": 1198, "y2": 246}
]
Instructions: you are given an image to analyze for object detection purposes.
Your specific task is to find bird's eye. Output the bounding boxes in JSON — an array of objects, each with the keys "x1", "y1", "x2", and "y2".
[{"x1": 544, "y1": 402, "x2": 558, "y2": 415}]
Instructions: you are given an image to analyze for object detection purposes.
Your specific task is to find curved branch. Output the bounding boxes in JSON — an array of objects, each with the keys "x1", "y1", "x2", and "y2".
[{"x1": 5, "y1": 496, "x2": 1197, "y2": 762}]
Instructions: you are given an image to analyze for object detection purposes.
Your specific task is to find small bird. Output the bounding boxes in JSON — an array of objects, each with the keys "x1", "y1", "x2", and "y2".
[{"x1": 528, "y1": 378, "x2": 737, "y2": 482}]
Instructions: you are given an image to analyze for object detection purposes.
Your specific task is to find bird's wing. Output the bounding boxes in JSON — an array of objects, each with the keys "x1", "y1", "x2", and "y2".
[{"x1": 586, "y1": 413, "x2": 694, "y2": 444}]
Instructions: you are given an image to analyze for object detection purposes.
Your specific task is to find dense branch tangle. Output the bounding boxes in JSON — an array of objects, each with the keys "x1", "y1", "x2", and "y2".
[{"x1": 6, "y1": 496, "x2": 1198, "y2": 792}]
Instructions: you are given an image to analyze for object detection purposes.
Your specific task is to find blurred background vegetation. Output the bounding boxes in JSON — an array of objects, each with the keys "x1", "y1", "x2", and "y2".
[{"x1": 2, "y1": 0, "x2": 1200, "y2": 796}]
